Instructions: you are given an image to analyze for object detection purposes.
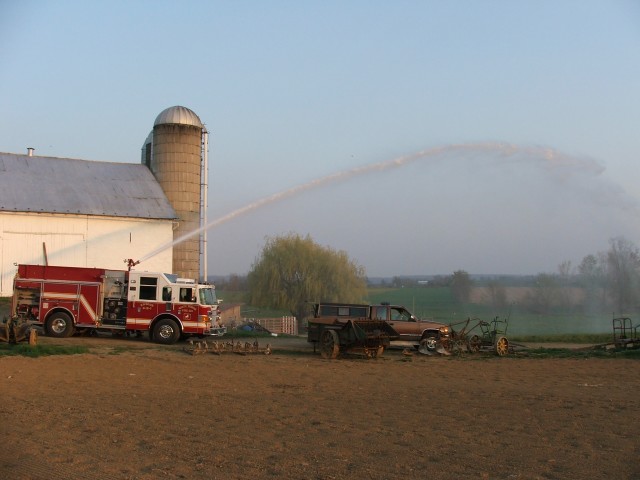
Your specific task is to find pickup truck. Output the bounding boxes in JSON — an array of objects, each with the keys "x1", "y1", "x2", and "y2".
[{"x1": 373, "y1": 303, "x2": 450, "y2": 353}]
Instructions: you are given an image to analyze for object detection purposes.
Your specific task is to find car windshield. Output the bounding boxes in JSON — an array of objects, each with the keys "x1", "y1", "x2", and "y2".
[{"x1": 198, "y1": 287, "x2": 217, "y2": 305}]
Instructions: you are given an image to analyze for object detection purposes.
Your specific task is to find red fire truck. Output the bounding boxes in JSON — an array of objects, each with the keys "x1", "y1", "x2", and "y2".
[{"x1": 10, "y1": 263, "x2": 226, "y2": 344}]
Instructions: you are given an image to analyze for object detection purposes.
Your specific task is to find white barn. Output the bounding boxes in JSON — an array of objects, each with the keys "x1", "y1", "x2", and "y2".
[{"x1": 0, "y1": 152, "x2": 176, "y2": 296}]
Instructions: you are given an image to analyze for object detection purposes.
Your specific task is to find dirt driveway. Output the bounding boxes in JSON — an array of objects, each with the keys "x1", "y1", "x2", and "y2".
[{"x1": 1, "y1": 334, "x2": 639, "y2": 480}]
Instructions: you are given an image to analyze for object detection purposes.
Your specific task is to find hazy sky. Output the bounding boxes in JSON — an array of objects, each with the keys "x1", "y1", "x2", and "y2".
[{"x1": 1, "y1": 1, "x2": 639, "y2": 277}]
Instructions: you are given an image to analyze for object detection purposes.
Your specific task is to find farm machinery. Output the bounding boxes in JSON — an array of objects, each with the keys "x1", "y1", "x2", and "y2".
[
  {"x1": 611, "y1": 317, "x2": 640, "y2": 349},
  {"x1": 312, "y1": 318, "x2": 398, "y2": 359},
  {"x1": 588, "y1": 316, "x2": 640, "y2": 352},
  {"x1": 0, "y1": 316, "x2": 37, "y2": 345},
  {"x1": 183, "y1": 338, "x2": 272, "y2": 356},
  {"x1": 307, "y1": 303, "x2": 400, "y2": 359},
  {"x1": 448, "y1": 316, "x2": 511, "y2": 356}
]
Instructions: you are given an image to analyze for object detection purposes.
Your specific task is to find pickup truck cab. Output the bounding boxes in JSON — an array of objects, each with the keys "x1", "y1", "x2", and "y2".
[{"x1": 370, "y1": 303, "x2": 450, "y2": 353}]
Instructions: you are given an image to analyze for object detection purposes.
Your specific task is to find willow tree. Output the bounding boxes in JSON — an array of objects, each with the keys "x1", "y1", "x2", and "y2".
[{"x1": 247, "y1": 233, "x2": 367, "y2": 322}]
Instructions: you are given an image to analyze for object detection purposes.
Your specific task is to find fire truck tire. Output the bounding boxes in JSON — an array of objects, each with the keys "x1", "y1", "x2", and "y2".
[
  {"x1": 45, "y1": 312, "x2": 74, "y2": 338},
  {"x1": 152, "y1": 318, "x2": 180, "y2": 345}
]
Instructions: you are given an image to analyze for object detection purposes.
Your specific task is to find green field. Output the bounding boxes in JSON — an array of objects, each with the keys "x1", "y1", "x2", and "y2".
[
  {"x1": 218, "y1": 285, "x2": 622, "y2": 341},
  {"x1": 365, "y1": 286, "x2": 616, "y2": 339}
]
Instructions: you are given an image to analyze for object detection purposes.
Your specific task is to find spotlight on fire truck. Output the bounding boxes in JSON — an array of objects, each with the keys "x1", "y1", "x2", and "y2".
[{"x1": 125, "y1": 258, "x2": 141, "y2": 270}]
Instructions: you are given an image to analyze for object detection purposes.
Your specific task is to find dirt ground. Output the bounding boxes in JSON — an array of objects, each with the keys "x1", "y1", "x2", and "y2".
[{"x1": 1, "y1": 334, "x2": 639, "y2": 480}]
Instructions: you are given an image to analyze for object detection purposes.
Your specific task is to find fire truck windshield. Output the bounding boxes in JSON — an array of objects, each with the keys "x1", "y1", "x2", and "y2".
[{"x1": 198, "y1": 287, "x2": 217, "y2": 306}]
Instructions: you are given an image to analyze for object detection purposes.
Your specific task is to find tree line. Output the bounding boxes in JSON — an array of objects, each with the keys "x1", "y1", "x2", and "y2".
[
  {"x1": 215, "y1": 234, "x2": 640, "y2": 320},
  {"x1": 450, "y1": 236, "x2": 640, "y2": 315},
  {"x1": 555, "y1": 236, "x2": 639, "y2": 314}
]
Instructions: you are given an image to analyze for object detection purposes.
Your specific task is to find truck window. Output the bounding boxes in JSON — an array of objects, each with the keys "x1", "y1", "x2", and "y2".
[
  {"x1": 139, "y1": 277, "x2": 158, "y2": 300},
  {"x1": 372, "y1": 306, "x2": 388, "y2": 320},
  {"x1": 162, "y1": 287, "x2": 172, "y2": 301},
  {"x1": 198, "y1": 287, "x2": 217, "y2": 305},
  {"x1": 180, "y1": 288, "x2": 195, "y2": 302},
  {"x1": 319, "y1": 306, "x2": 338, "y2": 316},
  {"x1": 390, "y1": 307, "x2": 413, "y2": 321}
]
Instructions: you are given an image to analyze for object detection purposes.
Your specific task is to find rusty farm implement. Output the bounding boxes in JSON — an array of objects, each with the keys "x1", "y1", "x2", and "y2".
[
  {"x1": 183, "y1": 338, "x2": 272, "y2": 356},
  {"x1": 0, "y1": 316, "x2": 37, "y2": 345},
  {"x1": 611, "y1": 317, "x2": 640, "y2": 350},
  {"x1": 448, "y1": 316, "x2": 511, "y2": 356}
]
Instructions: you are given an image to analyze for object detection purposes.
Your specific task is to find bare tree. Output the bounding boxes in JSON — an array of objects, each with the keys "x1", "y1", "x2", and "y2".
[
  {"x1": 525, "y1": 273, "x2": 559, "y2": 314},
  {"x1": 578, "y1": 253, "x2": 607, "y2": 311},
  {"x1": 606, "y1": 236, "x2": 640, "y2": 313},
  {"x1": 225, "y1": 274, "x2": 247, "y2": 291},
  {"x1": 451, "y1": 270, "x2": 472, "y2": 303},
  {"x1": 556, "y1": 260, "x2": 574, "y2": 310},
  {"x1": 557, "y1": 260, "x2": 572, "y2": 279},
  {"x1": 486, "y1": 280, "x2": 507, "y2": 310}
]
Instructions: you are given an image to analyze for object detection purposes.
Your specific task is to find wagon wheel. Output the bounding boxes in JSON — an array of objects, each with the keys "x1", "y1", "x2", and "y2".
[
  {"x1": 467, "y1": 334, "x2": 481, "y2": 353},
  {"x1": 451, "y1": 339, "x2": 466, "y2": 355},
  {"x1": 320, "y1": 329, "x2": 340, "y2": 359},
  {"x1": 494, "y1": 336, "x2": 509, "y2": 356}
]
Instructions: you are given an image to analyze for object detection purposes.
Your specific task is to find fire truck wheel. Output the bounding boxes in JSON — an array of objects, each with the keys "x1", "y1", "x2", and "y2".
[
  {"x1": 152, "y1": 318, "x2": 180, "y2": 345},
  {"x1": 45, "y1": 312, "x2": 75, "y2": 338}
]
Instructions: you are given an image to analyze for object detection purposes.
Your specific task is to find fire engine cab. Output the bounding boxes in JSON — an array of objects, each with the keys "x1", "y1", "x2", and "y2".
[{"x1": 11, "y1": 264, "x2": 226, "y2": 344}]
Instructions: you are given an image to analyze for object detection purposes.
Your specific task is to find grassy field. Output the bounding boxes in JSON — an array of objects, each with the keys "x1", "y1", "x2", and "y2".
[
  {"x1": 366, "y1": 286, "x2": 616, "y2": 339},
  {"x1": 215, "y1": 285, "x2": 623, "y2": 341},
  {"x1": 0, "y1": 343, "x2": 89, "y2": 357}
]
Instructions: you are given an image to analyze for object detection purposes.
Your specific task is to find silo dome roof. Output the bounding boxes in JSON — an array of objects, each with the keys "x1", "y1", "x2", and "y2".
[{"x1": 154, "y1": 106, "x2": 203, "y2": 128}]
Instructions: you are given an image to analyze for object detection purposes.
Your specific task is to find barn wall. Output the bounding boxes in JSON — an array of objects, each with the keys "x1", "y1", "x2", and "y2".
[{"x1": 0, "y1": 212, "x2": 173, "y2": 296}]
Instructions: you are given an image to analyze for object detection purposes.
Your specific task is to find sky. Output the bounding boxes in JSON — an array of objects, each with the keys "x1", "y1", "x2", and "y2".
[{"x1": 1, "y1": 0, "x2": 639, "y2": 277}]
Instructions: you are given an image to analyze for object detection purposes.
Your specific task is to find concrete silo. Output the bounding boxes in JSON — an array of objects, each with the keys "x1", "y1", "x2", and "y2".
[{"x1": 142, "y1": 106, "x2": 208, "y2": 280}]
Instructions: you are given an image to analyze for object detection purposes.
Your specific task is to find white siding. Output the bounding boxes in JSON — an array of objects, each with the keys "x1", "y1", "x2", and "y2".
[{"x1": 0, "y1": 212, "x2": 173, "y2": 296}]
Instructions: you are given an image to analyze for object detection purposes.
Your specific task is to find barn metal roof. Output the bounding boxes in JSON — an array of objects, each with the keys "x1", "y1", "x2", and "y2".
[{"x1": 0, "y1": 152, "x2": 178, "y2": 219}]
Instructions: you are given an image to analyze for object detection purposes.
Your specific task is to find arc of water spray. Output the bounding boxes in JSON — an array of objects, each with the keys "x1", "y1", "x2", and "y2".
[{"x1": 138, "y1": 142, "x2": 600, "y2": 264}]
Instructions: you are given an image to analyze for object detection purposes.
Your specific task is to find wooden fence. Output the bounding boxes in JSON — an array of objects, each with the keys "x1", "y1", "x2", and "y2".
[{"x1": 251, "y1": 316, "x2": 298, "y2": 335}]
